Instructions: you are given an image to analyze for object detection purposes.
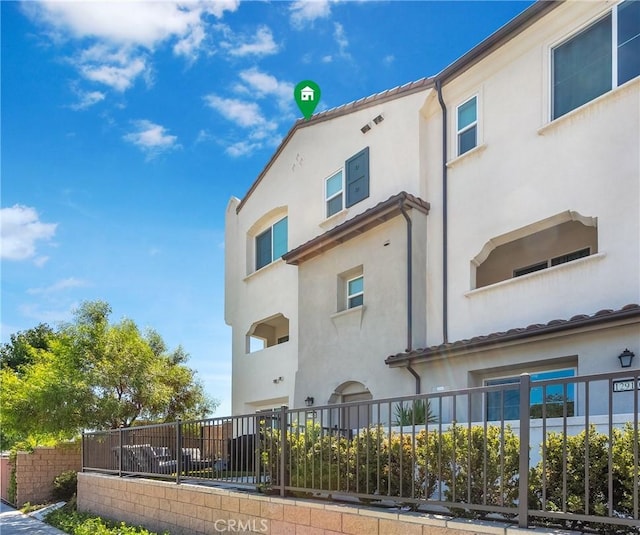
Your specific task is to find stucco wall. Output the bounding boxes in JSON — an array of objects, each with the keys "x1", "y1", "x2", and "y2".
[
  {"x1": 226, "y1": 89, "x2": 429, "y2": 414},
  {"x1": 78, "y1": 472, "x2": 553, "y2": 535},
  {"x1": 12, "y1": 444, "x2": 81, "y2": 507},
  {"x1": 295, "y1": 213, "x2": 428, "y2": 405},
  {"x1": 421, "y1": 0, "x2": 640, "y2": 344}
]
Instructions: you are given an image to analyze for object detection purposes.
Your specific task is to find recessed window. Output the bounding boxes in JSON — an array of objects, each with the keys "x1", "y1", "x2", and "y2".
[
  {"x1": 513, "y1": 247, "x2": 591, "y2": 278},
  {"x1": 475, "y1": 219, "x2": 597, "y2": 289},
  {"x1": 246, "y1": 313, "x2": 290, "y2": 354},
  {"x1": 456, "y1": 96, "x2": 477, "y2": 156},
  {"x1": 486, "y1": 369, "x2": 576, "y2": 421},
  {"x1": 347, "y1": 275, "x2": 364, "y2": 308},
  {"x1": 513, "y1": 261, "x2": 548, "y2": 278},
  {"x1": 325, "y1": 171, "x2": 344, "y2": 217},
  {"x1": 550, "y1": 247, "x2": 590, "y2": 266},
  {"x1": 552, "y1": 0, "x2": 640, "y2": 119},
  {"x1": 255, "y1": 217, "x2": 288, "y2": 270}
]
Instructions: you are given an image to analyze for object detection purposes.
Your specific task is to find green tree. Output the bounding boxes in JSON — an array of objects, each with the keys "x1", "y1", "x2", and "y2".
[
  {"x1": 0, "y1": 301, "x2": 216, "y2": 448},
  {"x1": 0, "y1": 323, "x2": 55, "y2": 372}
]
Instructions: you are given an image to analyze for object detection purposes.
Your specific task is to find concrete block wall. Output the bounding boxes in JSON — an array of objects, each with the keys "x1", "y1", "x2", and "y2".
[
  {"x1": 14, "y1": 444, "x2": 81, "y2": 507},
  {"x1": 78, "y1": 472, "x2": 572, "y2": 535}
]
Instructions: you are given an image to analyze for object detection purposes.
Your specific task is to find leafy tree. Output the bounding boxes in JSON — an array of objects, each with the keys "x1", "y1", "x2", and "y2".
[
  {"x1": 0, "y1": 301, "x2": 216, "y2": 448},
  {"x1": 0, "y1": 323, "x2": 55, "y2": 372}
]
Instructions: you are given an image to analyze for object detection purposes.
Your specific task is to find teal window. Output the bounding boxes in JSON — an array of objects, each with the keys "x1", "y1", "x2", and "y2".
[
  {"x1": 347, "y1": 276, "x2": 364, "y2": 308},
  {"x1": 255, "y1": 216, "x2": 288, "y2": 270},
  {"x1": 486, "y1": 369, "x2": 576, "y2": 421},
  {"x1": 552, "y1": 0, "x2": 640, "y2": 119},
  {"x1": 326, "y1": 171, "x2": 343, "y2": 217},
  {"x1": 456, "y1": 96, "x2": 477, "y2": 156}
]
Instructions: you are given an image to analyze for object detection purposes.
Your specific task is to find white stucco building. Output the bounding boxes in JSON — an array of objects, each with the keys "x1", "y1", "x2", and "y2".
[{"x1": 225, "y1": 0, "x2": 640, "y2": 417}]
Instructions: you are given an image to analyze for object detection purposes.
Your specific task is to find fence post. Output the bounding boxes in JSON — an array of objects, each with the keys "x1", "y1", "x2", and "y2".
[
  {"x1": 176, "y1": 417, "x2": 182, "y2": 485},
  {"x1": 518, "y1": 373, "x2": 531, "y2": 528},
  {"x1": 279, "y1": 405, "x2": 287, "y2": 497},
  {"x1": 118, "y1": 425, "x2": 123, "y2": 477},
  {"x1": 81, "y1": 431, "x2": 85, "y2": 473}
]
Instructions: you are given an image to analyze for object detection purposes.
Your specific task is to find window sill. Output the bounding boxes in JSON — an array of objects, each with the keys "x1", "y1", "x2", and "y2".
[
  {"x1": 330, "y1": 305, "x2": 365, "y2": 326},
  {"x1": 446, "y1": 143, "x2": 487, "y2": 168},
  {"x1": 465, "y1": 252, "x2": 606, "y2": 296},
  {"x1": 243, "y1": 257, "x2": 286, "y2": 282},
  {"x1": 320, "y1": 209, "x2": 349, "y2": 230},
  {"x1": 538, "y1": 76, "x2": 640, "y2": 136}
]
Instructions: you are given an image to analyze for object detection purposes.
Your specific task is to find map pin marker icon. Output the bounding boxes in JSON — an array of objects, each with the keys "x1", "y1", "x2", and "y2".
[{"x1": 294, "y1": 80, "x2": 321, "y2": 120}]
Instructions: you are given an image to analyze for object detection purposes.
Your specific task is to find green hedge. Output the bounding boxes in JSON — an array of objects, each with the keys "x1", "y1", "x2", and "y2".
[{"x1": 261, "y1": 420, "x2": 639, "y2": 530}]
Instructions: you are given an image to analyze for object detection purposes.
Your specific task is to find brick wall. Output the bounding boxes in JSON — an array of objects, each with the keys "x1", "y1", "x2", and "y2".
[
  {"x1": 14, "y1": 444, "x2": 81, "y2": 507},
  {"x1": 78, "y1": 472, "x2": 548, "y2": 535}
]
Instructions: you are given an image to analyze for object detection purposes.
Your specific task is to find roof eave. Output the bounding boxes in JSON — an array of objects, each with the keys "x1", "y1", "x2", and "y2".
[
  {"x1": 386, "y1": 304, "x2": 640, "y2": 367},
  {"x1": 283, "y1": 193, "x2": 430, "y2": 266}
]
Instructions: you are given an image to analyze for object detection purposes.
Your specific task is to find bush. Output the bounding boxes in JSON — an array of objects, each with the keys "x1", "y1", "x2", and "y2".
[
  {"x1": 46, "y1": 501, "x2": 167, "y2": 534},
  {"x1": 532, "y1": 423, "x2": 640, "y2": 532},
  {"x1": 416, "y1": 423, "x2": 520, "y2": 517},
  {"x1": 52, "y1": 470, "x2": 77, "y2": 501}
]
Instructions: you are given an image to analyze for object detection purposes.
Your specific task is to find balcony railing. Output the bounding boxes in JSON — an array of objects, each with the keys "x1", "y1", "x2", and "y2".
[{"x1": 82, "y1": 369, "x2": 640, "y2": 532}]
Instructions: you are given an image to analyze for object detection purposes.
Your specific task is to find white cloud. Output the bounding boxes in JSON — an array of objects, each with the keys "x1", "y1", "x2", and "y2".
[
  {"x1": 0, "y1": 205, "x2": 57, "y2": 262},
  {"x1": 204, "y1": 95, "x2": 276, "y2": 130},
  {"x1": 27, "y1": 277, "x2": 89, "y2": 296},
  {"x1": 173, "y1": 24, "x2": 206, "y2": 62},
  {"x1": 383, "y1": 54, "x2": 395, "y2": 66},
  {"x1": 238, "y1": 68, "x2": 293, "y2": 111},
  {"x1": 70, "y1": 89, "x2": 106, "y2": 110},
  {"x1": 225, "y1": 141, "x2": 262, "y2": 158},
  {"x1": 24, "y1": 1, "x2": 234, "y2": 48},
  {"x1": 322, "y1": 55, "x2": 333, "y2": 63},
  {"x1": 226, "y1": 26, "x2": 278, "y2": 57},
  {"x1": 204, "y1": 95, "x2": 281, "y2": 157},
  {"x1": 23, "y1": 1, "x2": 239, "y2": 94},
  {"x1": 76, "y1": 46, "x2": 150, "y2": 92},
  {"x1": 290, "y1": 0, "x2": 333, "y2": 29},
  {"x1": 123, "y1": 120, "x2": 181, "y2": 159},
  {"x1": 333, "y1": 22, "x2": 350, "y2": 58}
]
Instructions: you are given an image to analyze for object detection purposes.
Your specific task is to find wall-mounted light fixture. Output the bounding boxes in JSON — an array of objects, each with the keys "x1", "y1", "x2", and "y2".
[
  {"x1": 304, "y1": 396, "x2": 314, "y2": 407},
  {"x1": 618, "y1": 348, "x2": 635, "y2": 368},
  {"x1": 360, "y1": 123, "x2": 372, "y2": 134},
  {"x1": 373, "y1": 114, "x2": 384, "y2": 125},
  {"x1": 273, "y1": 376, "x2": 284, "y2": 384}
]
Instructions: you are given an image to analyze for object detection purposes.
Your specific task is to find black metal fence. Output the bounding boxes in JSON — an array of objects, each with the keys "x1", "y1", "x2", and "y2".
[{"x1": 83, "y1": 369, "x2": 640, "y2": 532}]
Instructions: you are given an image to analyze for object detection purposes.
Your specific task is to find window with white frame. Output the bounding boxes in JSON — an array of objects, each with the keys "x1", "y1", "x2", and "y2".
[
  {"x1": 325, "y1": 170, "x2": 344, "y2": 217},
  {"x1": 485, "y1": 368, "x2": 576, "y2": 421},
  {"x1": 552, "y1": 0, "x2": 640, "y2": 120},
  {"x1": 323, "y1": 148, "x2": 370, "y2": 220},
  {"x1": 456, "y1": 95, "x2": 477, "y2": 156},
  {"x1": 255, "y1": 216, "x2": 288, "y2": 270},
  {"x1": 347, "y1": 275, "x2": 364, "y2": 308}
]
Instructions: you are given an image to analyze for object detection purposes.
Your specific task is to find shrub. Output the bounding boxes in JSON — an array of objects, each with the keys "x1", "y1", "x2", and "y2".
[
  {"x1": 533, "y1": 423, "x2": 640, "y2": 531},
  {"x1": 46, "y1": 501, "x2": 167, "y2": 534},
  {"x1": 52, "y1": 470, "x2": 77, "y2": 501},
  {"x1": 417, "y1": 423, "x2": 520, "y2": 516}
]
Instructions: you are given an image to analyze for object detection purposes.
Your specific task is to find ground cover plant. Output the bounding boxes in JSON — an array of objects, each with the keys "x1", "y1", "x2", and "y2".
[{"x1": 46, "y1": 500, "x2": 168, "y2": 535}]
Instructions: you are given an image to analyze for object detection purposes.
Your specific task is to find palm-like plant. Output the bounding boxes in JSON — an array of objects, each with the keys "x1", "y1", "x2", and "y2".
[{"x1": 393, "y1": 399, "x2": 437, "y2": 425}]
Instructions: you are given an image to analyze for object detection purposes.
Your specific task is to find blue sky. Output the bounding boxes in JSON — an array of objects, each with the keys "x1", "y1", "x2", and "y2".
[{"x1": 1, "y1": 0, "x2": 533, "y2": 416}]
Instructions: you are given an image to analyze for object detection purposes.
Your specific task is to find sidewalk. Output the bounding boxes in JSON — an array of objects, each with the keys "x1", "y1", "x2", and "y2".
[{"x1": 0, "y1": 502, "x2": 67, "y2": 534}]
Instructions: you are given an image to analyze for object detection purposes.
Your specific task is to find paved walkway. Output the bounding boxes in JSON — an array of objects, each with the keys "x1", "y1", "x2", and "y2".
[{"x1": 0, "y1": 502, "x2": 67, "y2": 534}]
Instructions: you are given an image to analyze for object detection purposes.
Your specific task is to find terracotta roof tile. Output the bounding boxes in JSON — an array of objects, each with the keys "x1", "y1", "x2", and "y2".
[
  {"x1": 283, "y1": 191, "x2": 430, "y2": 265},
  {"x1": 386, "y1": 304, "x2": 640, "y2": 365}
]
